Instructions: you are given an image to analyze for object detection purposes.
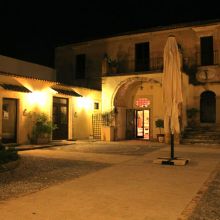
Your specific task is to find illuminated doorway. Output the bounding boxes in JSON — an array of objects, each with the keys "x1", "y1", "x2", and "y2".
[{"x1": 136, "y1": 109, "x2": 150, "y2": 139}]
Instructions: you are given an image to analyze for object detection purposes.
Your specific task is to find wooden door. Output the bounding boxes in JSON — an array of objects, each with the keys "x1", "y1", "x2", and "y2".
[
  {"x1": 200, "y1": 91, "x2": 216, "y2": 123},
  {"x1": 2, "y1": 98, "x2": 17, "y2": 143},
  {"x1": 52, "y1": 97, "x2": 68, "y2": 140}
]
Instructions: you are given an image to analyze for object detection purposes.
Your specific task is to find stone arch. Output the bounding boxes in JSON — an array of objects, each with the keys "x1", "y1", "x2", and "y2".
[
  {"x1": 112, "y1": 76, "x2": 161, "y2": 108},
  {"x1": 111, "y1": 76, "x2": 162, "y2": 140}
]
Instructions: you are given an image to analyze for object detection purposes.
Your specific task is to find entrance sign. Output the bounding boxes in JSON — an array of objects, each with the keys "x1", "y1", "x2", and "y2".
[{"x1": 136, "y1": 98, "x2": 150, "y2": 108}]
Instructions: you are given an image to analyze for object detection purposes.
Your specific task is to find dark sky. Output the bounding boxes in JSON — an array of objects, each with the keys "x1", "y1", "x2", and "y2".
[{"x1": 0, "y1": 0, "x2": 219, "y2": 68}]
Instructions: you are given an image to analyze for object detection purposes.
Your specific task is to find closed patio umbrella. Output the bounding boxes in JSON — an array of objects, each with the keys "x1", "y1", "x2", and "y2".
[{"x1": 163, "y1": 35, "x2": 183, "y2": 160}]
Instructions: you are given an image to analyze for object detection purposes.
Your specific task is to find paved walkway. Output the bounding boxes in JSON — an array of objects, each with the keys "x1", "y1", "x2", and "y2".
[{"x1": 1, "y1": 141, "x2": 220, "y2": 220}]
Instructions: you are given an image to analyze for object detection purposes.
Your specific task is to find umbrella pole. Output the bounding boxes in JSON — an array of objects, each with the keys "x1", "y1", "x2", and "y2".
[
  {"x1": 170, "y1": 133, "x2": 174, "y2": 160},
  {"x1": 169, "y1": 118, "x2": 175, "y2": 160}
]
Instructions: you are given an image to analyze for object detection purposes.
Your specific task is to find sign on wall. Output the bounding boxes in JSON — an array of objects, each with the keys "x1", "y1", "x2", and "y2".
[{"x1": 136, "y1": 98, "x2": 150, "y2": 108}]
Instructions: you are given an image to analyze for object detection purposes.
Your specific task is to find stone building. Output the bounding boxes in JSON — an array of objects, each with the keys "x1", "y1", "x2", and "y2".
[
  {"x1": 0, "y1": 55, "x2": 101, "y2": 144},
  {"x1": 55, "y1": 19, "x2": 220, "y2": 143}
]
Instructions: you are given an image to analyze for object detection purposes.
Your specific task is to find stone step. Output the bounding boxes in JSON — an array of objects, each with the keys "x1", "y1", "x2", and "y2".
[
  {"x1": 182, "y1": 126, "x2": 220, "y2": 145},
  {"x1": 184, "y1": 127, "x2": 220, "y2": 132},
  {"x1": 182, "y1": 134, "x2": 220, "y2": 139},
  {"x1": 181, "y1": 139, "x2": 220, "y2": 144}
]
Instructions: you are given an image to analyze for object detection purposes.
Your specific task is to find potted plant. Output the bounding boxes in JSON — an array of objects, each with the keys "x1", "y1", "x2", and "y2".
[
  {"x1": 108, "y1": 58, "x2": 119, "y2": 74},
  {"x1": 186, "y1": 108, "x2": 199, "y2": 127},
  {"x1": 101, "y1": 108, "x2": 117, "y2": 141},
  {"x1": 30, "y1": 113, "x2": 57, "y2": 144},
  {"x1": 155, "y1": 119, "x2": 165, "y2": 142}
]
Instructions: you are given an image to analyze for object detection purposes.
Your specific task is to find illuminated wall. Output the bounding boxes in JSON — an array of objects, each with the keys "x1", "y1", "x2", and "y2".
[
  {"x1": 72, "y1": 87, "x2": 101, "y2": 139},
  {"x1": 102, "y1": 73, "x2": 164, "y2": 139},
  {"x1": 0, "y1": 75, "x2": 101, "y2": 144}
]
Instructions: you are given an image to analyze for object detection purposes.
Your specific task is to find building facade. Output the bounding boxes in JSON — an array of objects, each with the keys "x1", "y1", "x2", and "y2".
[
  {"x1": 0, "y1": 55, "x2": 101, "y2": 144},
  {"x1": 56, "y1": 20, "x2": 220, "y2": 142}
]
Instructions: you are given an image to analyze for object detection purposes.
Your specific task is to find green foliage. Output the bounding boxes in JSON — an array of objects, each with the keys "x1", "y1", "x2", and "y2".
[
  {"x1": 155, "y1": 119, "x2": 164, "y2": 128},
  {"x1": 155, "y1": 119, "x2": 164, "y2": 134},
  {"x1": 101, "y1": 108, "x2": 117, "y2": 126},
  {"x1": 187, "y1": 108, "x2": 199, "y2": 119},
  {"x1": 182, "y1": 64, "x2": 198, "y2": 85},
  {"x1": 30, "y1": 113, "x2": 57, "y2": 143},
  {"x1": 0, "y1": 145, "x2": 19, "y2": 165},
  {"x1": 108, "y1": 58, "x2": 119, "y2": 67}
]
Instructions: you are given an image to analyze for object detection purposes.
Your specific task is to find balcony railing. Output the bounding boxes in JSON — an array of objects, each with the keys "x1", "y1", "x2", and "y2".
[
  {"x1": 104, "y1": 50, "x2": 219, "y2": 76},
  {"x1": 106, "y1": 57, "x2": 163, "y2": 75},
  {"x1": 196, "y1": 50, "x2": 219, "y2": 66}
]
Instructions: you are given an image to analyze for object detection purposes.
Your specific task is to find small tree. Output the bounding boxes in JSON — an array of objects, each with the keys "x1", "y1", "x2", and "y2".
[
  {"x1": 155, "y1": 119, "x2": 164, "y2": 134},
  {"x1": 0, "y1": 144, "x2": 19, "y2": 165},
  {"x1": 29, "y1": 112, "x2": 57, "y2": 144}
]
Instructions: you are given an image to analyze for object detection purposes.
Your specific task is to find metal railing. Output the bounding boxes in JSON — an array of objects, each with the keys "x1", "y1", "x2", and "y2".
[
  {"x1": 105, "y1": 50, "x2": 219, "y2": 76},
  {"x1": 107, "y1": 57, "x2": 163, "y2": 75},
  {"x1": 196, "y1": 50, "x2": 219, "y2": 66}
]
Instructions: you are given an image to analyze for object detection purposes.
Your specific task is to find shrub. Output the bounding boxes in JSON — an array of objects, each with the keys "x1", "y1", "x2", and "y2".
[
  {"x1": 155, "y1": 119, "x2": 164, "y2": 134},
  {"x1": 0, "y1": 144, "x2": 19, "y2": 165},
  {"x1": 29, "y1": 113, "x2": 57, "y2": 143}
]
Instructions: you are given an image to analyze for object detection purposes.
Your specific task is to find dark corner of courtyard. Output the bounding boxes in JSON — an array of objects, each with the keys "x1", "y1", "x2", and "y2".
[{"x1": 0, "y1": 143, "x2": 19, "y2": 171}]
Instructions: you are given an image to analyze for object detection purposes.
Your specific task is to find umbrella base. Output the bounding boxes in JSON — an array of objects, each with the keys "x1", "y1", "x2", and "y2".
[{"x1": 153, "y1": 157, "x2": 189, "y2": 166}]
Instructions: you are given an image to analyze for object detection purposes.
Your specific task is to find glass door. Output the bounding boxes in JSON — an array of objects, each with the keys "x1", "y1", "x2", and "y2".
[
  {"x1": 136, "y1": 110, "x2": 144, "y2": 138},
  {"x1": 136, "y1": 109, "x2": 150, "y2": 140},
  {"x1": 143, "y1": 110, "x2": 150, "y2": 139}
]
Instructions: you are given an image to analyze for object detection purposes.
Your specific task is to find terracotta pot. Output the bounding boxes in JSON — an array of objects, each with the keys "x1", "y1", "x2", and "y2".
[{"x1": 157, "y1": 134, "x2": 165, "y2": 143}]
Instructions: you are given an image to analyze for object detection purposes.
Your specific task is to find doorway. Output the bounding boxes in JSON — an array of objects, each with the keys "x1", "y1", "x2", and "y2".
[
  {"x1": 200, "y1": 91, "x2": 216, "y2": 123},
  {"x1": 52, "y1": 97, "x2": 69, "y2": 140},
  {"x1": 136, "y1": 109, "x2": 150, "y2": 139},
  {"x1": 126, "y1": 109, "x2": 150, "y2": 140},
  {"x1": 2, "y1": 98, "x2": 18, "y2": 143}
]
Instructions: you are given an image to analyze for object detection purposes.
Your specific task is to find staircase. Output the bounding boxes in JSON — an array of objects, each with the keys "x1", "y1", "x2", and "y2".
[{"x1": 181, "y1": 125, "x2": 220, "y2": 145}]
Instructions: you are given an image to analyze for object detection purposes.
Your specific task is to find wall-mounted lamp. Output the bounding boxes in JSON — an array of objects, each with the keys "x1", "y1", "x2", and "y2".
[
  {"x1": 74, "y1": 112, "x2": 78, "y2": 118},
  {"x1": 23, "y1": 109, "x2": 28, "y2": 116}
]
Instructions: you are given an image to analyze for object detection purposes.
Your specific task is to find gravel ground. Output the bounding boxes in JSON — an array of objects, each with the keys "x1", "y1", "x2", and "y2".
[
  {"x1": 188, "y1": 165, "x2": 220, "y2": 220},
  {"x1": 0, "y1": 155, "x2": 110, "y2": 201}
]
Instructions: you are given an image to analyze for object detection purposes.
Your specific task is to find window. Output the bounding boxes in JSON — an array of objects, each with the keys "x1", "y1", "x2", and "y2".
[
  {"x1": 75, "y1": 54, "x2": 86, "y2": 79},
  {"x1": 200, "y1": 36, "x2": 214, "y2": 66},
  {"x1": 94, "y1": 102, "x2": 99, "y2": 110},
  {"x1": 135, "y1": 42, "x2": 150, "y2": 72}
]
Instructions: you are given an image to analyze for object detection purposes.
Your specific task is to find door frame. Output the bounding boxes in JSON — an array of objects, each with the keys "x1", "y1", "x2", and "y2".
[
  {"x1": 52, "y1": 96, "x2": 69, "y2": 140},
  {"x1": 135, "y1": 109, "x2": 150, "y2": 139},
  {"x1": 200, "y1": 91, "x2": 216, "y2": 123},
  {"x1": 2, "y1": 98, "x2": 18, "y2": 143}
]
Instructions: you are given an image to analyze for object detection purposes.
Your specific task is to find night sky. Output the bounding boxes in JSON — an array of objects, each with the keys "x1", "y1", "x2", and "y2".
[{"x1": 0, "y1": 0, "x2": 219, "y2": 68}]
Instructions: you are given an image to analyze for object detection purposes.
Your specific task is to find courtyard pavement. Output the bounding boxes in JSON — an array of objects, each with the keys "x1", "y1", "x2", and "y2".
[{"x1": 0, "y1": 140, "x2": 220, "y2": 220}]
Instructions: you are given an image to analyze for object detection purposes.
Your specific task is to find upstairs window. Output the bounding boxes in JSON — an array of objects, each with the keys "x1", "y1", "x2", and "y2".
[
  {"x1": 135, "y1": 42, "x2": 150, "y2": 72},
  {"x1": 200, "y1": 36, "x2": 214, "y2": 66},
  {"x1": 75, "y1": 54, "x2": 86, "y2": 79}
]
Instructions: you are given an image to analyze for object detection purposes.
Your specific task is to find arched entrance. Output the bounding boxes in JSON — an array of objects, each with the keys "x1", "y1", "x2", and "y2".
[
  {"x1": 112, "y1": 76, "x2": 162, "y2": 140},
  {"x1": 200, "y1": 91, "x2": 216, "y2": 123}
]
